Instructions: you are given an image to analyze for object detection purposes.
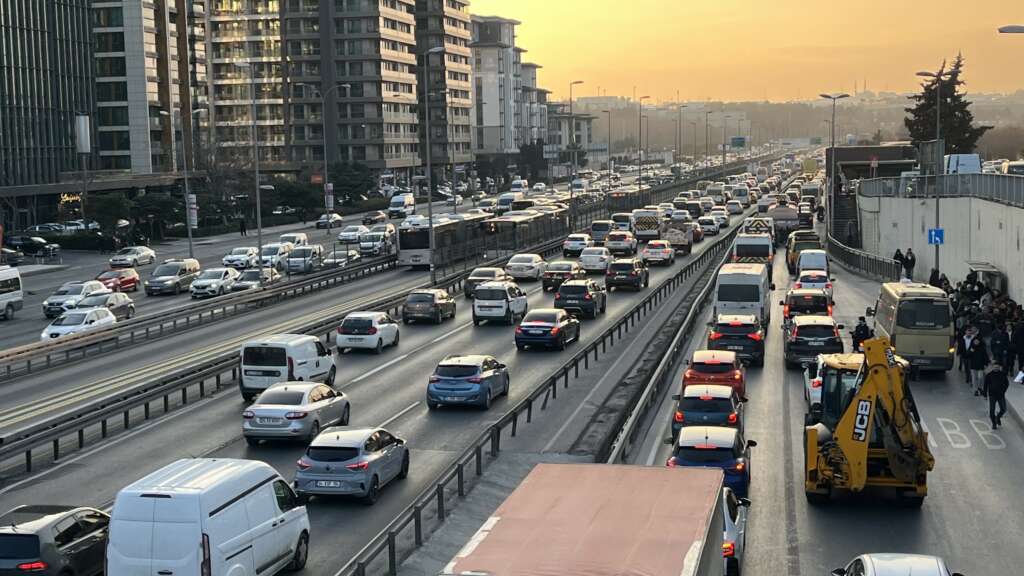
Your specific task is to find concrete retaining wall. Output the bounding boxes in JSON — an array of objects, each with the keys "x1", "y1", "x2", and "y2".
[{"x1": 859, "y1": 194, "x2": 1024, "y2": 301}]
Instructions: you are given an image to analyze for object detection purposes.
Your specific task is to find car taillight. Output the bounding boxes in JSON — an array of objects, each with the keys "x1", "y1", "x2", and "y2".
[
  {"x1": 242, "y1": 411, "x2": 254, "y2": 419},
  {"x1": 287, "y1": 357, "x2": 295, "y2": 380},
  {"x1": 674, "y1": 411, "x2": 684, "y2": 423},
  {"x1": 666, "y1": 456, "x2": 678, "y2": 467},
  {"x1": 684, "y1": 369, "x2": 695, "y2": 380},
  {"x1": 731, "y1": 255, "x2": 738, "y2": 261},
  {"x1": 564, "y1": 273, "x2": 572, "y2": 278},
  {"x1": 367, "y1": 326, "x2": 378, "y2": 335},
  {"x1": 285, "y1": 411, "x2": 307, "y2": 419},
  {"x1": 709, "y1": 331, "x2": 723, "y2": 340},
  {"x1": 733, "y1": 370, "x2": 742, "y2": 381},
  {"x1": 200, "y1": 534, "x2": 212, "y2": 576},
  {"x1": 584, "y1": 293, "x2": 593, "y2": 300},
  {"x1": 747, "y1": 332, "x2": 762, "y2": 341},
  {"x1": 783, "y1": 304, "x2": 790, "y2": 318},
  {"x1": 346, "y1": 461, "x2": 370, "y2": 470},
  {"x1": 467, "y1": 376, "x2": 483, "y2": 383},
  {"x1": 794, "y1": 282, "x2": 802, "y2": 288},
  {"x1": 554, "y1": 293, "x2": 561, "y2": 299},
  {"x1": 825, "y1": 282, "x2": 832, "y2": 289},
  {"x1": 811, "y1": 378, "x2": 822, "y2": 388},
  {"x1": 727, "y1": 412, "x2": 738, "y2": 424},
  {"x1": 722, "y1": 541, "x2": 736, "y2": 558},
  {"x1": 550, "y1": 326, "x2": 561, "y2": 335},
  {"x1": 296, "y1": 459, "x2": 311, "y2": 470},
  {"x1": 17, "y1": 562, "x2": 47, "y2": 572},
  {"x1": 833, "y1": 327, "x2": 841, "y2": 338},
  {"x1": 515, "y1": 326, "x2": 523, "y2": 334}
]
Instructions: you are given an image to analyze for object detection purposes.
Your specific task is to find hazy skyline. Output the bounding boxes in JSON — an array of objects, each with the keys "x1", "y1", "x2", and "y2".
[{"x1": 471, "y1": 0, "x2": 1024, "y2": 103}]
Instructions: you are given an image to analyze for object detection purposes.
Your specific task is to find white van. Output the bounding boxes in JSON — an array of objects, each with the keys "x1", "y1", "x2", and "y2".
[
  {"x1": 495, "y1": 192, "x2": 524, "y2": 215},
  {"x1": 388, "y1": 193, "x2": 416, "y2": 219},
  {"x1": 731, "y1": 233, "x2": 775, "y2": 275},
  {"x1": 714, "y1": 263, "x2": 774, "y2": 328},
  {"x1": 510, "y1": 179, "x2": 529, "y2": 194},
  {"x1": 107, "y1": 458, "x2": 310, "y2": 576},
  {"x1": 279, "y1": 232, "x2": 308, "y2": 247},
  {"x1": 944, "y1": 154, "x2": 982, "y2": 174},
  {"x1": 0, "y1": 266, "x2": 23, "y2": 320},
  {"x1": 797, "y1": 249, "x2": 829, "y2": 276},
  {"x1": 239, "y1": 334, "x2": 337, "y2": 401}
]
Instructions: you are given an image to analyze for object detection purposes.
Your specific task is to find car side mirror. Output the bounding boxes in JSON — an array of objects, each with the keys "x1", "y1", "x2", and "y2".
[
  {"x1": 778, "y1": 300, "x2": 785, "y2": 306},
  {"x1": 87, "y1": 320, "x2": 95, "y2": 325},
  {"x1": 497, "y1": 363, "x2": 507, "y2": 369},
  {"x1": 746, "y1": 440, "x2": 758, "y2": 448},
  {"x1": 739, "y1": 396, "x2": 749, "y2": 403},
  {"x1": 395, "y1": 438, "x2": 405, "y2": 445},
  {"x1": 738, "y1": 497, "x2": 751, "y2": 507},
  {"x1": 837, "y1": 324, "x2": 845, "y2": 330},
  {"x1": 770, "y1": 283, "x2": 776, "y2": 290},
  {"x1": 671, "y1": 394, "x2": 680, "y2": 401}
]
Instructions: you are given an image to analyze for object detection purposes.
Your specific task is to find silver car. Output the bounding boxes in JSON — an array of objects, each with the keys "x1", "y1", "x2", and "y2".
[
  {"x1": 832, "y1": 554, "x2": 962, "y2": 576},
  {"x1": 293, "y1": 427, "x2": 409, "y2": 504},
  {"x1": 242, "y1": 382, "x2": 350, "y2": 445},
  {"x1": 721, "y1": 487, "x2": 750, "y2": 576},
  {"x1": 109, "y1": 245, "x2": 156, "y2": 268}
]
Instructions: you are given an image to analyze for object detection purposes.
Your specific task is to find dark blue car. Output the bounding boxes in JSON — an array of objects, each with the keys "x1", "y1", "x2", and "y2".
[
  {"x1": 667, "y1": 426, "x2": 756, "y2": 496},
  {"x1": 514, "y1": 308, "x2": 580, "y2": 351},
  {"x1": 670, "y1": 384, "x2": 745, "y2": 440},
  {"x1": 427, "y1": 354, "x2": 509, "y2": 410}
]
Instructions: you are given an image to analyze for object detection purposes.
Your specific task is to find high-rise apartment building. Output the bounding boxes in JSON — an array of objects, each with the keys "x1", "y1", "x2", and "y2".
[
  {"x1": 518, "y1": 62, "x2": 548, "y2": 146},
  {"x1": 470, "y1": 15, "x2": 519, "y2": 157},
  {"x1": 415, "y1": 0, "x2": 473, "y2": 178}
]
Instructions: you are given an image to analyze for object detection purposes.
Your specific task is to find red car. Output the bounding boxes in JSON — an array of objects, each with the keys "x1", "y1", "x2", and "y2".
[
  {"x1": 96, "y1": 268, "x2": 140, "y2": 292},
  {"x1": 682, "y1": 350, "x2": 746, "y2": 396}
]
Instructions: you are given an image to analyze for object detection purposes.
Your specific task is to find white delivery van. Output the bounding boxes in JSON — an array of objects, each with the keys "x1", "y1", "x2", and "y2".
[
  {"x1": 279, "y1": 232, "x2": 309, "y2": 247},
  {"x1": 731, "y1": 233, "x2": 775, "y2": 275},
  {"x1": 107, "y1": 458, "x2": 310, "y2": 576},
  {"x1": 797, "y1": 249, "x2": 829, "y2": 276},
  {"x1": 630, "y1": 208, "x2": 665, "y2": 241},
  {"x1": 239, "y1": 334, "x2": 336, "y2": 400},
  {"x1": 388, "y1": 193, "x2": 416, "y2": 219},
  {"x1": 0, "y1": 266, "x2": 23, "y2": 320},
  {"x1": 509, "y1": 179, "x2": 529, "y2": 194},
  {"x1": 610, "y1": 212, "x2": 632, "y2": 232},
  {"x1": 714, "y1": 263, "x2": 774, "y2": 328},
  {"x1": 944, "y1": 154, "x2": 982, "y2": 174}
]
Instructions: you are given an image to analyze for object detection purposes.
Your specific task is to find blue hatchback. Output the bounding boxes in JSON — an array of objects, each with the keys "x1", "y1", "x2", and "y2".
[
  {"x1": 667, "y1": 426, "x2": 756, "y2": 496},
  {"x1": 427, "y1": 354, "x2": 510, "y2": 410}
]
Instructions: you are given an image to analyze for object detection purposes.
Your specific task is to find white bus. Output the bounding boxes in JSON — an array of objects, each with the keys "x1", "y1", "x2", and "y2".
[{"x1": 397, "y1": 213, "x2": 489, "y2": 268}]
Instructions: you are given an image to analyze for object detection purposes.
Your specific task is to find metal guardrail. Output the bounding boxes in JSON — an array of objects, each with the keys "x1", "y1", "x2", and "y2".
[
  {"x1": 0, "y1": 256, "x2": 399, "y2": 382},
  {"x1": 858, "y1": 172, "x2": 1024, "y2": 206},
  {"x1": 825, "y1": 232, "x2": 902, "y2": 281}
]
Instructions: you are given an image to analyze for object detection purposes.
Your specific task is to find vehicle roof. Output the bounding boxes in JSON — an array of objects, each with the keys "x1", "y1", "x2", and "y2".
[
  {"x1": 243, "y1": 333, "x2": 316, "y2": 346},
  {"x1": 476, "y1": 280, "x2": 517, "y2": 289},
  {"x1": 439, "y1": 354, "x2": 489, "y2": 366},
  {"x1": 346, "y1": 311, "x2": 386, "y2": 319},
  {"x1": 677, "y1": 426, "x2": 738, "y2": 447},
  {"x1": 881, "y1": 282, "x2": 949, "y2": 299},
  {"x1": 409, "y1": 288, "x2": 445, "y2": 296},
  {"x1": 792, "y1": 315, "x2": 836, "y2": 326},
  {"x1": 261, "y1": 381, "x2": 319, "y2": 396},
  {"x1": 719, "y1": 263, "x2": 767, "y2": 275},
  {"x1": 116, "y1": 458, "x2": 277, "y2": 507},
  {"x1": 798, "y1": 270, "x2": 828, "y2": 277},
  {"x1": 692, "y1": 350, "x2": 738, "y2": 363},
  {"x1": 799, "y1": 249, "x2": 827, "y2": 256},
  {"x1": 0, "y1": 505, "x2": 80, "y2": 534},
  {"x1": 715, "y1": 314, "x2": 759, "y2": 325},
  {"x1": 309, "y1": 427, "x2": 376, "y2": 448},
  {"x1": 862, "y1": 553, "x2": 947, "y2": 575},
  {"x1": 560, "y1": 279, "x2": 591, "y2": 287},
  {"x1": 682, "y1": 384, "x2": 736, "y2": 399},
  {"x1": 440, "y1": 463, "x2": 723, "y2": 576},
  {"x1": 735, "y1": 233, "x2": 771, "y2": 242}
]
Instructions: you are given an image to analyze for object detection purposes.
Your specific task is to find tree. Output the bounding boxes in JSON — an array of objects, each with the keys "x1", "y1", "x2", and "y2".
[
  {"x1": 517, "y1": 139, "x2": 547, "y2": 182},
  {"x1": 904, "y1": 54, "x2": 991, "y2": 154},
  {"x1": 90, "y1": 193, "x2": 132, "y2": 232},
  {"x1": 328, "y1": 162, "x2": 376, "y2": 205},
  {"x1": 976, "y1": 125, "x2": 1024, "y2": 161}
]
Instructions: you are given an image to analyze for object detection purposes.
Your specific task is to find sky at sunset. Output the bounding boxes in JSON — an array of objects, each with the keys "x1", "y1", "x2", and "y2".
[{"x1": 470, "y1": 0, "x2": 1024, "y2": 102}]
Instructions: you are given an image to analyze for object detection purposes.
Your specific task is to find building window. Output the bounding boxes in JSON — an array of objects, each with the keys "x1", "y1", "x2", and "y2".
[
  {"x1": 98, "y1": 107, "x2": 129, "y2": 126},
  {"x1": 99, "y1": 131, "x2": 131, "y2": 152},
  {"x1": 93, "y1": 7, "x2": 124, "y2": 27},
  {"x1": 97, "y1": 82, "x2": 128, "y2": 102},
  {"x1": 95, "y1": 32, "x2": 125, "y2": 52},
  {"x1": 100, "y1": 156, "x2": 132, "y2": 170},
  {"x1": 96, "y1": 57, "x2": 127, "y2": 77}
]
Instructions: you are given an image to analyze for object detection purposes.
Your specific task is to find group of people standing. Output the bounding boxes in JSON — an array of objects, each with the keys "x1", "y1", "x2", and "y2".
[{"x1": 892, "y1": 248, "x2": 917, "y2": 280}]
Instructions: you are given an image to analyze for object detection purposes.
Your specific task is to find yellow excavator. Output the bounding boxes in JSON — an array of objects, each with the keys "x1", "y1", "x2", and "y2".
[{"x1": 804, "y1": 336, "x2": 935, "y2": 506}]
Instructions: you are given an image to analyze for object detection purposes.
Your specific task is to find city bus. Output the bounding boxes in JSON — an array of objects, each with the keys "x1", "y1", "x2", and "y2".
[{"x1": 397, "y1": 213, "x2": 489, "y2": 268}]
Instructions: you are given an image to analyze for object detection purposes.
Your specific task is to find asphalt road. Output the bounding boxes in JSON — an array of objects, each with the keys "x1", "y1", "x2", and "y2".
[
  {"x1": 632, "y1": 244, "x2": 1024, "y2": 576},
  {"x1": 0, "y1": 204, "x2": 741, "y2": 576}
]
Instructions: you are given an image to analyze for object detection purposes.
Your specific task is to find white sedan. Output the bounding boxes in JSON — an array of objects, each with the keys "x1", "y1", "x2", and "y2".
[
  {"x1": 109, "y1": 246, "x2": 156, "y2": 268},
  {"x1": 40, "y1": 307, "x2": 116, "y2": 341},
  {"x1": 794, "y1": 269, "x2": 834, "y2": 302},
  {"x1": 640, "y1": 240, "x2": 676, "y2": 265},
  {"x1": 336, "y1": 311, "x2": 401, "y2": 354},
  {"x1": 222, "y1": 247, "x2": 258, "y2": 269},
  {"x1": 579, "y1": 247, "x2": 613, "y2": 273},
  {"x1": 726, "y1": 200, "x2": 744, "y2": 214},
  {"x1": 710, "y1": 209, "x2": 730, "y2": 227},
  {"x1": 504, "y1": 253, "x2": 547, "y2": 280},
  {"x1": 338, "y1": 225, "x2": 369, "y2": 243},
  {"x1": 698, "y1": 216, "x2": 720, "y2": 236},
  {"x1": 562, "y1": 234, "x2": 593, "y2": 257}
]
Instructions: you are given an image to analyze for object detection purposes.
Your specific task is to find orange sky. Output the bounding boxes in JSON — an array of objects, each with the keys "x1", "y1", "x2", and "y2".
[{"x1": 470, "y1": 0, "x2": 1024, "y2": 102}]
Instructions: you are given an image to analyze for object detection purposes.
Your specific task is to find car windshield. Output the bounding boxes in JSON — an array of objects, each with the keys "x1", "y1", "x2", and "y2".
[
  {"x1": 675, "y1": 446, "x2": 736, "y2": 463},
  {"x1": 261, "y1": 246, "x2": 281, "y2": 256},
  {"x1": 231, "y1": 248, "x2": 252, "y2": 255},
  {"x1": 609, "y1": 262, "x2": 635, "y2": 272},
  {"x1": 470, "y1": 269, "x2": 498, "y2": 279},
  {"x1": 897, "y1": 300, "x2": 951, "y2": 329},
  {"x1": 406, "y1": 293, "x2": 435, "y2": 303},
  {"x1": 681, "y1": 397, "x2": 734, "y2": 413},
  {"x1": 523, "y1": 311, "x2": 559, "y2": 323},
  {"x1": 591, "y1": 222, "x2": 611, "y2": 231},
  {"x1": 115, "y1": 248, "x2": 136, "y2": 256},
  {"x1": 581, "y1": 248, "x2": 605, "y2": 256},
  {"x1": 567, "y1": 235, "x2": 588, "y2": 241},
  {"x1": 77, "y1": 295, "x2": 110, "y2": 307},
  {"x1": 692, "y1": 362, "x2": 735, "y2": 373},
  {"x1": 361, "y1": 233, "x2": 384, "y2": 242},
  {"x1": 256, "y1": 390, "x2": 306, "y2": 405},
  {"x1": 0, "y1": 534, "x2": 40, "y2": 559},
  {"x1": 97, "y1": 271, "x2": 122, "y2": 279},
  {"x1": 197, "y1": 270, "x2": 223, "y2": 280},
  {"x1": 152, "y1": 265, "x2": 179, "y2": 276},
  {"x1": 718, "y1": 284, "x2": 759, "y2": 302},
  {"x1": 794, "y1": 240, "x2": 821, "y2": 252},
  {"x1": 243, "y1": 346, "x2": 287, "y2": 366},
  {"x1": 716, "y1": 322, "x2": 757, "y2": 335},
  {"x1": 53, "y1": 313, "x2": 87, "y2": 326},
  {"x1": 239, "y1": 271, "x2": 262, "y2": 282},
  {"x1": 342, "y1": 226, "x2": 362, "y2": 234},
  {"x1": 307, "y1": 447, "x2": 359, "y2": 462},
  {"x1": 607, "y1": 234, "x2": 628, "y2": 241},
  {"x1": 435, "y1": 365, "x2": 480, "y2": 378},
  {"x1": 799, "y1": 273, "x2": 827, "y2": 284},
  {"x1": 53, "y1": 284, "x2": 83, "y2": 296},
  {"x1": 699, "y1": 218, "x2": 715, "y2": 224},
  {"x1": 788, "y1": 294, "x2": 828, "y2": 313},
  {"x1": 474, "y1": 288, "x2": 507, "y2": 301},
  {"x1": 291, "y1": 248, "x2": 314, "y2": 258}
]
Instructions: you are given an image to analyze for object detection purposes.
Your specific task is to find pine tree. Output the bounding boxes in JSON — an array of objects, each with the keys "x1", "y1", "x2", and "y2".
[{"x1": 904, "y1": 53, "x2": 991, "y2": 153}]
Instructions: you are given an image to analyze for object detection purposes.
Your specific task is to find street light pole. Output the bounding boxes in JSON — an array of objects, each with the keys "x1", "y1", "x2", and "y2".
[
  {"x1": 602, "y1": 109, "x2": 612, "y2": 172},
  {"x1": 235, "y1": 61, "x2": 263, "y2": 281},
  {"x1": 568, "y1": 80, "x2": 583, "y2": 229},
  {"x1": 638, "y1": 95, "x2": 650, "y2": 190},
  {"x1": 424, "y1": 46, "x2": 446, "y2": 285},
  {"x1": 705, "y1": 110, "x2": 711, "y2": 175},
  {"x1": 160, "y1": 107, "x2": 205, "y2": 259},
  {"x1": 915, "y1": 69, "x2": 950, "y2": 274},
  {"x1": 819, "y1": 92, "x2": 850, "y2": 241}
]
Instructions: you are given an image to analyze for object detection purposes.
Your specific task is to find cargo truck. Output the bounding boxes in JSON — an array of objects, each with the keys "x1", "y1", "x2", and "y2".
[{"x1": 440, "y1": 463, "x2": 730, "y2": 576}]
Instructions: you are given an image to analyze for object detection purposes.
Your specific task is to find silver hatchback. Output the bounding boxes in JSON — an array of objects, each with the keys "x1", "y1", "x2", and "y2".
[
  {"x1": 294, "y1": 427, "x2": 409, "y2": 504},
  {"x1": 242, "y1": 382, "x2": 350, "y2": 445}
]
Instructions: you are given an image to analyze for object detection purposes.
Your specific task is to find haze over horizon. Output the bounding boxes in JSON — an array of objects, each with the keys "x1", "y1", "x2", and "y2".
[{"x1": 471, "y1": 0, "x2": 1024, "y2": 103}]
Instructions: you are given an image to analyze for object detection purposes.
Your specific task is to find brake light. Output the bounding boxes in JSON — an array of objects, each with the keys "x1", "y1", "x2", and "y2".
[
  {"x1": 709, "y1": 331, "x2": 723, "y2": 340},
  {"x1": 555, "y1": 293, "x2": 561, "y2": 299},
  {"x1": 367, "y1": 326, "x2": 378, "y2": 335},
  {"x1": 733, "y1": 461, "x2": 746, "y2": 472},
  {"x1": 727, "y1": 412, "x2": 738, "y2": 424},
  {"x1": 296, "y1": 459, "x2": 311, "y2": 470},
  {"x1": 346, "y1": 461, "x2": 370, "y2": 470},
  {"x1": 550, "y1": 326, "x2": 561, "y2": 335},
  {"x1": 242, "y1": 410, "x2": 254, "y2": 419},
  {"x1": 794, "y1": 282, "x2": 802, "y2": 288},
  {"x1": 827, "y1": 305, "x2": 833, "y2": 315},
  {"x1": 285, "y1": 411, "x2": 307, "y2": 419},
  {"x1": 684, "y1": 369, "x2": 695, "y2": 380},
  {"x1": 666, "y1": 457, "x2": 678, "y2": 467},
  {"x1": 287, "y1": 357, "x2": 295, "y2": 380},
  {"x1": 733, "y1": 370, "x2": 742, "y2": 381},
  {"x1": 467, "y1": 376, "x2": 483, "y2": 383},
  {"x1": 833, "y1": 327, "x2": 841, "y2": 338},
  {"x1": 198, "y1": 532, "x2": 212, "y2": 576},
  {"x1": 747, "y1": 332, "x2": 762, "y2": 341},
  {"x1": 722, "y1": 542, "x2": 736, "y2": 558},
  {"x1": 515, "y1": 326, "x2": 523, "y2": 334},
  {"x1": 674, "y1": 411, "x2": 684, "y2": 423},
  {"x1": 783, "y1": 304, "x2": 790, "y2": 318},
  {"x1": 811, "y1": 378, "x2": 822, "y2": 388},
  {"x1": 17, "y1": 562, "x2": 47, "y2": 572},
  {"x1": 825, "y1": 282, "x2": 833, "y2": 289},
  {"x1": 728, "y1": 320, "x2": 743, "y2": 326},
  {"x1": 731, "y1": 255, "x2": 738, "y2": 261}
]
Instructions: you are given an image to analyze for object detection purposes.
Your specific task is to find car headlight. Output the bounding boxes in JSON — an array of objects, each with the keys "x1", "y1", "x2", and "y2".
[
  {"x1": 42, "y1": 301, "x2": 50, "y2": 307},
  {"x1": 163, "y1": 279, "x2": 175, "y2": 285}
]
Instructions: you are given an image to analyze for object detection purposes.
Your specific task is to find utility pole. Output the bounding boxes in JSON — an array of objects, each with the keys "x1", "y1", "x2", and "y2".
[
  {"x1": 638, "y1": 95, "x2": 650, "y2": 190},
  {"x1": 916, "y1": 68, "x2": 950, "y2": 273}
]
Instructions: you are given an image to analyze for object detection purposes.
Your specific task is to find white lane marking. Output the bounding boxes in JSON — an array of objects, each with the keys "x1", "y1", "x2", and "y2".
[
  {"x1": 429, "y1": 321, "x2": 474, "y2": 344},
  {"x1": 349, "y1": 353, "x2": 411, "y2": 384},
  {"x1": 379, "y1": 402, "x2": 420, "y2": 428}
]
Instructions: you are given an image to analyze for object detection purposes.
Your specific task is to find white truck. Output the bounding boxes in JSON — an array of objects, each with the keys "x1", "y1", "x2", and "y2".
[
  {"x1": 630, "y1": 208, "x2": 666, "y2": 241},
  {"x1": 440, "y1": 463, "x2": 728, "y2": 576}
]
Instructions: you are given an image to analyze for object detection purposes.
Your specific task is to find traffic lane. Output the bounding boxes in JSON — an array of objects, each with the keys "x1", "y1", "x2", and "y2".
[{"x1": 0, "y1": 266, "x2": 429, "y2": 425}]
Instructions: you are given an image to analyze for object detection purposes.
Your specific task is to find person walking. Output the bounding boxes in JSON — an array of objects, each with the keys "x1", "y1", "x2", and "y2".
[
  {"x1": 957, "y1": 325, "x2": 978, "y2": 382},
  {"x1": 239, "y1": 217, "x2": 248, "y2": 237},
  {"x1": 967, "y1": 336, "x2": 990, "y2": 396},
  {"x1": 892, "y1": 248, "x2": 904, "y2": 269},
  {"x1": 991, "y1": 322, "x2": 1010, "y2": 368},
  {"x1": 984, "y1": 362, "x2": 1009, "y2": 429},
  {"x1": 1010, "y1": 320, "x2": 1024, "y2": 375},
  {"x1": 902, "y1": 248, "x2": 916, "y2": 280},
  {"x1": 928, "y1": 268, "x2": 941, "y2": 288}
]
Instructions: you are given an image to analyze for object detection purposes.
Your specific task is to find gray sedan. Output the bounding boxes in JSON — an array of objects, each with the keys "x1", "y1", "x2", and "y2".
[
  {"x1": 294, "y1": 427, "x2": 409, "y2": 504},
  {"x1": 242, "y1": 382, "x2": 350, "y2": 445}
]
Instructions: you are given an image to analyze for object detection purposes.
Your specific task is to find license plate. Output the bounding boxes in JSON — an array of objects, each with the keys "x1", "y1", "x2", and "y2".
[
  {"x1": 727, "y1": 346, "x2": 744, "y2": 350},
  {"x1": 348, "y1": 337, "x2": 363, "y2": 342},
  {"x1": 316, "y1": 480, "x2": 341, "y2": 488},
  {"x1": 565, "y1": 299, "x2": 579, "y2": 304},
  {"x1": 529, "y1": 330, "x2": 543, "y2": 335},
  {"x1": 256, "y1": 417, "x2": 280, "y2": 424},
  {"x1": 443, "y1": 396, "x2": 461, "y2": 402},
  {"x1": 807, "y1": 341, "x2": 824, "y2": 346}
]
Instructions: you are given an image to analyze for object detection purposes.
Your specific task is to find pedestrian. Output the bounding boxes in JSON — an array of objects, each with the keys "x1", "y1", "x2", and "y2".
[
  {"x1": 892, "y1": 248, "x2": 904, "y2": 268},
  {"x1": 928, "y1": 268, "x2": 941, "y2": 288},
  {"x1": 991, "y1": 322, "x2": 1010, "y2": 368},
  {"x1": 1010, "y1": 320, "x2": 1024, "y2": 375},
  {"x1": 967, "y1": 336, "x2": 990, "y2": 396},
  {"x1": 958, "y1": 325, "x2": 977, "y2": 379},
  {"x1": 903, "y1": 248, "x2": 916, "y2": 280},
  {"x1": 984, "y1": 362, "x2": 1009, "y2": 429},
  {"x1": 239, "y1": 217, "x2": 247, "y2": 237}
]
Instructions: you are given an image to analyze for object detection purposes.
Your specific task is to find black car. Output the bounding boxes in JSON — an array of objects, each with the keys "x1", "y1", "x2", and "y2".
[
  {"x1": 542, "y1": 260, "x2": 586, "y2": 291},
  {"x1": 5, "y1": 236, "x2": 59, "y2": 257},
  {"x1": 605, "y1": 258, "x2": 650, "y2": 290},
  {"x1": 707, "y1": 314, "x2": 765, "y2": 367},
  {"x1": 780, "y1": 288, "x2": 831, "y2": 324},
  {"x1": 514, "y1": 308, "x2": 581, "y2": 351},
  {"x1": 0, "y1": 504, "x2": 109, "y2": 576},
  {"x1": 402, "y1": 289, "x2": 456, "y2": 324},
  {"x1": 671, "y1": 383, "x2": 745, "y2": 439},
  {"x1": 72, "y1": 290, "x2": 136, "y2": 320},
  {"x1": 464, "y1": 267, "x2": 510, "y2": 298},
  {"x1": 554, "y1": 279, "x2": 607, "y2": 319},
  {"x1": 783, "y1": 315, "x2": 844, "y2": 368},
  {"x1": 362, "y1": 210, "x2": 387, "y2": 226},
  {"x1": 1, "y1": 247, "x2": 25, "y2": 266}
]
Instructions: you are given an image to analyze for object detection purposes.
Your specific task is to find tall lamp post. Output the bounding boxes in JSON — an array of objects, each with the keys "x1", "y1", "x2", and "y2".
[
  {"x1": 234, "y1": 61, "x2": 265, "y2": 281},
  {"x1": 602, "y1": 109, "x2": 612, "y2": 173},
  {"x1": 423, "y1": 46, "x2": 446, "y2": 285},
  {"x1": 914, "y1": 69, "x2": 951, "y2": 273},
  {"x1": 638, "y1": 95, "x2": 650, "y2": 189},
  {"x1": 297, "y1": 82, "x2": 351, "y2": 222},
  {"x1": 721, "y1": 112, "x2": 731, "y2": 170},
  {"x1": 159, "y1": 107, "x2": 205, "y2": 258},
  {"x1": 704, "y1": 110, "x2": 711, "y2": 175},
  {"x1": 568, "y1": 79, "x2": 584, "y2": 229},
  {"x1": 689, "y1": 121, "x2": 697, "y2": 167},
  {"x1": 677, "y1": 104, "x2": 687, "y2": 165},
  {"x1": 820, "y1": 92, "x2": 850, "y2": 240}
]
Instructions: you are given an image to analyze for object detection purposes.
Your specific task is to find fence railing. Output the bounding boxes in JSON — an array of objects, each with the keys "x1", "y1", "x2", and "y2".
[
  {"x1": 826, "y1": 232, "x2": 903, "y2": 282},
  {"x1": 858, "y1": 173, "x2": 1024, "y2": 206}
]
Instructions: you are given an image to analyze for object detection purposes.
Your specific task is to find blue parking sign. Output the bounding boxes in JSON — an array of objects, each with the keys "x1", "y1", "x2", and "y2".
[{"x1": 927, "y1": 228, "x2": 944, "y2": 245}]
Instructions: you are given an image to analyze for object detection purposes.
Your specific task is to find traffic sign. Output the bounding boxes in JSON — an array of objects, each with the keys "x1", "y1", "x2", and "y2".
[{"x1": 927, "y1": 228, "x2": 944, "y2": 245}]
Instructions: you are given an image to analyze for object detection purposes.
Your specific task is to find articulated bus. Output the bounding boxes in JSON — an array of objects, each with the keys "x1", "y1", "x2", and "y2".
[{"x1": 397, "y1": 213, "x2": 490, "y2": 268}]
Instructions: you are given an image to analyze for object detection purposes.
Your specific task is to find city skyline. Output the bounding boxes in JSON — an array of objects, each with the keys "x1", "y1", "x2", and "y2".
[{"x1": 472, "y1": 0, "x2": 1024, "y2": 102}]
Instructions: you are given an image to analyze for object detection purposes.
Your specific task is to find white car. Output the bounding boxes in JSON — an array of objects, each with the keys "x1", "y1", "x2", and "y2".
[
  {"x1": 658, "y1": 203, "x2": 676, "y2": 218},
  {"x1": 336, "y1": 311, "x2": 400, "y2": 354},
  {"x1": 795, "y1": 269, "x2": 834, "y2": 301},
  {"x1": 40, "y1": 307, "x2": 116, "y2": 341},
  {"x1": 338, "y1": 225, "x2": 370, "y2": 243},
  {"x1": 710, "y1": 209, "x2": 729, "y2": 227},
  {"x1": 832, "y1": 554, "x2": 960, "y2": 576},
  {"x1": 722, "y1": 487, "x2": 750, "y2": 576},
  {"x1": 446, "y1": 194, "x2": 464, "y2": 206},
  {"x1": 260, "y1": 242, "x2": 293, "y2": 270},
  {"x1": 698, "y1": 216, "x2": 720, "y2": 236},
  {"x1": 109, "y1": 246, "x2": 156, "y2": 268},
  {"x1": 472, "y1": 280, "x2": 529, "y2": 325},
  {"x1": 532, "y1": 183, "x2": 547, "y2": 193},
  {"x1": 190, "y1": 267, "x2": 241, "y2": 298},
  {"x1": 505, "y1": 253, "x2": 547, "y2": 280},
  {"x1": 604, "y1": 231, "x2": 638, "y2": 256},
  {"x1": 222, "y1": 247, "x2": 258, "y2": 269},
  {"x1": 562, "y1": 234, "x2": 593, "y2": 257},
  {"x1": 726, "y1": 200, "x2": 744, "y2": 214},
  {"x1": 640, "y1": 240, "x2": 676, "y2": 265},
  {"x1": 579, "y1": 247, "x2": 613, "y2": 273}
]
